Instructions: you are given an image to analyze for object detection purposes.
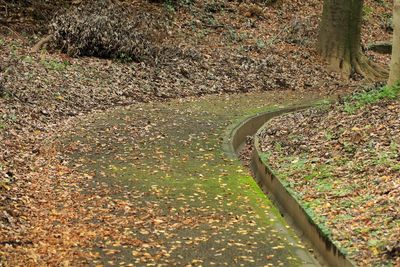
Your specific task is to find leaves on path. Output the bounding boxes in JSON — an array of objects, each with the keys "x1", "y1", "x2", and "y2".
[{"x1": 1, "y1": 92, "x2": 322, "y2": 265}]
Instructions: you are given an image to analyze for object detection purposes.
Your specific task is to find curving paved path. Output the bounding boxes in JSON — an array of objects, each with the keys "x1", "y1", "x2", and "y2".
[{"x1": 60, "y1": 91, "x2": 324, "y2": 266}]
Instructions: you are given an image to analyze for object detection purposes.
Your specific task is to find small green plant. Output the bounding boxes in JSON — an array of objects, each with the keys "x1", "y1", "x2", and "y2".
[
  {"x1": 205, "y1": 16, "x2": 219, "y2": 27},
  {"x1": 41, "y1": 59, "x2": 70, "y2": 71},
  {"x1": 324, "y1": 131, "x2": 334, "y2": 141},
  {"x1": 343, "y1": 141, "x2": 357, "y2": 154},
  {"x1": 225, "y1": 28, "x2": 248, "y2": 43},
  {"x1": 372, "y1": 150, "x2": 400, "y2": 171},
  {"x1": 362, "y1": 5, "x2": 374, "y2": 21},
  {"x1": 334, "y1": 213, "x2": 353, "y2": 223},
  {"x1": 315, "y1": 179, "x2": 333, "y2": 192},
  {"x1": 389, "y1": 141, "x2": 398, "y2": 153},
  {"x1": 340, "y1": 199, "x2": 354, "y2": 208},
  {"x1": 351, "y1": 162, "x2": 365, "y2": 173},
  {"x1": 116, "y1": 53, "x2": 133, "y2": 63},
  {"x1": 25, "y1": 72, "x2": 34, "y2": 80},
  {"x1": 178, "y1": 0, "x2": 194, "y2": 6},
  {"x1": 7, "y1": 113, "x2": 17, "y2": 122},
  {"x1": 357, "y1": 193, "x2": 374, "y2": 205},
  {"x1": 343, "y1": 103, "x2": 356, "y2": 114},
  {"x1": 256, "y1": 39, "x2": 266, "y2": 49},
  {"x1": 274, "y1": 142, "x2": 282, "y2": 152},
  {"x1": 0, "y1": 88, "x2": 12, "y2": 99},
  {"x1": 204, "y1": 1, "x2": 224, "y2": 13},
  {"x1": 0, "y1": 119, "x2": 6, "y2": 131},
  {"x1": 164, "y1": 0, "x2": 175, "y2": 12},
  {"x1": 391, "y1": 163, "x2": 400, "y2": 171},
  {"x1": 316, "y1": 99, "x2": 331, "y2": 107},
  {"x1": 289, "y1": 157, "x2": 308, "y2": 170},
  {"x1": 23, "y1": 56, "x2": 34, "y2": 64},
  {"x1": 374, "y1": 0, "x2": 388, "y2": 8},
  {"x1": 303, "y1": 202, "x2": 331, "y2": 236},
  {"x1": 10, "y1": 46, "x2": 18, "y2": 58},
  {"x1": 343, "y1": 84, "x2": 400, "y2": 113},
  {"x1": 196, "y1": 29, "x2": 209, "y2": 41},
  {"x1": 0, "y1": 38, "x2": 4, "y2": 46},
  {"x1": 368, "y1": 239, "x2": 384, "y2": 249},
  {"x1": 260, "y1": 152, "x2": 272, "y2": 162},
  {"x1": 304, "y1": 164, "x2": 333, "y2": 180},
  {"x1": 334, "y1": 184, "x2": 355, "y2": 197}
]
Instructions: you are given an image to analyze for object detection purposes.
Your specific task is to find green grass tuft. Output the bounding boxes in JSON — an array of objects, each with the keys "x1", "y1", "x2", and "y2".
[
  {"x1": 41, "y1": 59, "x2": 71, "y2": 71},
  {"x1": 343, "y1": 84, "x2": 400, "y2": 113}
]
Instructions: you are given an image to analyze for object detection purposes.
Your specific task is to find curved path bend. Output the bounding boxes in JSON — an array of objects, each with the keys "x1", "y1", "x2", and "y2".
[{"x1": 60, "y1": 91, "x2": 325, "y2": 266}]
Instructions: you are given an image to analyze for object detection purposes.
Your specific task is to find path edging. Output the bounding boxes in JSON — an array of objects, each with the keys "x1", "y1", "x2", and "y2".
[{"x1": 225, "y1": 104, "x2": 355, "y2": 267}]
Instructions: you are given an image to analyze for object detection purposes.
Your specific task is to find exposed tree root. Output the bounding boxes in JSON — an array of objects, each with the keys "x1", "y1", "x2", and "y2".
[
  {"x1": 31, "y1": 35, "x2": 52, "y2": 52},
  {"x1": 325, "y1": 52, "x2": 388, "y2": 82},
  {"x1": 353, "y1": 53, "x2": 388, "y2": 82}
]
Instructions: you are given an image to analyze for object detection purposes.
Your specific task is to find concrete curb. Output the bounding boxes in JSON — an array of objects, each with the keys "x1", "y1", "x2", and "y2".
[{"x1": 225, "y1": 105, "x2": 355, "y2": 267}]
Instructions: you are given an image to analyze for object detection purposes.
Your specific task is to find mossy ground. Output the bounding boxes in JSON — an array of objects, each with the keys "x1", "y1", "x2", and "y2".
[{"x1": 59, "y1": 91, "x2": 323, "y2": 266}]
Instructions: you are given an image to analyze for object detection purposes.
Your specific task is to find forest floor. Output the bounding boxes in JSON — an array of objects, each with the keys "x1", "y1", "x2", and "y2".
[
  {"x1": 0, "y1": 0, "x2": 396, "y2": 265},
  {"x1": 258, "y1": 88, "x2": 400, "y2": 266}
]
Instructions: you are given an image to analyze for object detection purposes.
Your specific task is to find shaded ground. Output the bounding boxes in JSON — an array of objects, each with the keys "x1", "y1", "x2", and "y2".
[
  {"x1": 258, "y1": 90, "x2": 400, "y2": 266},
  {"x1": 1, "y1": 91, "x2": 326, "y2": 265}
]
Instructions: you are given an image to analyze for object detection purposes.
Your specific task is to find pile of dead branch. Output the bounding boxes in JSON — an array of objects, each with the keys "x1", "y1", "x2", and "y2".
[{"x1": 49, "y1": 0, "x2": 166, "y2": 62}]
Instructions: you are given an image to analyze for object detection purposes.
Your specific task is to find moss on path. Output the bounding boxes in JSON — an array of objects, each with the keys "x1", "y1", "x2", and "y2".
[{"x1": 60, "y1": 91, "x2": 324, "y2": 266}]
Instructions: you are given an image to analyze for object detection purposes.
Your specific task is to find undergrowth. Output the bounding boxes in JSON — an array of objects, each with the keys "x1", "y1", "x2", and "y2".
[{"x1": 344, "y1": 84, "x2": 400, "y2": 113}]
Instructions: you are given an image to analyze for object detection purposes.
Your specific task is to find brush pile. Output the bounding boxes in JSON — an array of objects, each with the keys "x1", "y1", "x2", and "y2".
[{"x1": 50, "y1": 0, "x2": 164, "y2": 61}]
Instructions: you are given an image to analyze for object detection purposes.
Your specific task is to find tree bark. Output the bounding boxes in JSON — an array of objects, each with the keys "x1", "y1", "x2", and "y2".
[
  {"x1": 318, "y1": 0, "x2": 387, "y2": 80},
  {"x1": 388, "y1": 0, "x2": 400, "y2": 86}
]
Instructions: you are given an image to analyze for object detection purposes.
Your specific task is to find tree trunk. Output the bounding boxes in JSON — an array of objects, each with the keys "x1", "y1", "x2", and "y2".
[
  {"x1": 388, "y1": 0, "x2": 400, "y2": 86},
  {"x1": 318, "y1": 0, "x2": 387, "y2": 80}
]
